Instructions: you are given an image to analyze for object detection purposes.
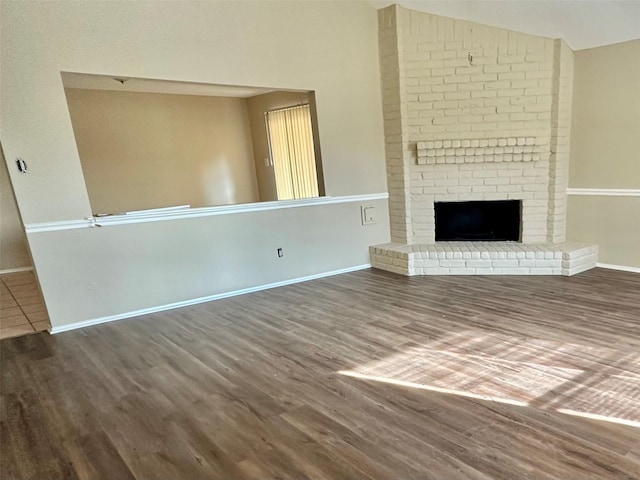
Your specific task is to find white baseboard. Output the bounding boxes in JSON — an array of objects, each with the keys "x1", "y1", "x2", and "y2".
[
  {"x1": 596, "y1": 263, "x2": 640, "y2": 274},
  {"x1": 0, "y1": 266, "x2": 34, "y2": 275},
  {"x1": 50, "y1": 264, "x2": 372, "y2": 334}
]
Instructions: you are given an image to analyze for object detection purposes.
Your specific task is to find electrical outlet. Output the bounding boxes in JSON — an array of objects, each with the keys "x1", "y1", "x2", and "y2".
[
  {"x1": 277, "y1": 247, "x2": 283, "y2": 257},
  {"x1": 361, "y1": 206, "x2": 376, "y2": 225}
]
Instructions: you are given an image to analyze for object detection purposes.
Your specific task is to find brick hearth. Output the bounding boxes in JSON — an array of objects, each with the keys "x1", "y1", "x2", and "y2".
[{"x1": 370, "y1": 242, "x2": 598, "y2": 276}]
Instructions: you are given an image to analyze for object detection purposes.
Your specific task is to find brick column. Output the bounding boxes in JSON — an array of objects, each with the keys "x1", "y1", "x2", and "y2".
[
  {"x1": 547, "y1": 39, "x2": 574, "y2": 243},
  {"x1": 378, "y1": 5, "x2": 413, "y2": 244}
]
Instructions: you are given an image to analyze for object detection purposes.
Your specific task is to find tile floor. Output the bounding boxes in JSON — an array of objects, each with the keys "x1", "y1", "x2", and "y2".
[{"x1": 0, "y1": 270, "x2": 50, "y2": 339}]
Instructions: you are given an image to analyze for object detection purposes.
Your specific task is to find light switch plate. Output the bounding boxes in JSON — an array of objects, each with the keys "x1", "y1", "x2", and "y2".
[{"x1": 361, "y1": 206, "x2": 376, "y2": 225}]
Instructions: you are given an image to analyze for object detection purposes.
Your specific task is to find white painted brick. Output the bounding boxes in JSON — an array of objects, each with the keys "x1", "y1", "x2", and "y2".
[
  {"x1": 377, "y1": 7, "x2": 571, "y2": 249},
  {"x1": 466, "y1": 259, "x2": 489, "y2": 267},
  {"x1": 414, "y1": 259, "x2": 441, "y2": 268},
  {"x1": 493, "y1": 260, "x2": 518, "y2": 268},
  {"x1": 506, "y1": 268, "x2": 532, "y2": 274},
  {"x1": 449, "y1": 268, "x2": 478, "y2": 275},
  {"x1": 423, "y1": 267, "x2": 451, "y2": 274},
  {"x1": 440, "y1": 260, "x2": 467, "y2": 268},
  {"x1": 476, "y1": 268, "x2": 502, "y2": 274}
]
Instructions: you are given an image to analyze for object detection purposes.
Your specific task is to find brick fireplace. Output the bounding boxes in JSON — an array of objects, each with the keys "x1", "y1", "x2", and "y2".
[{"x1": 370, "y1": 5, "x2": 597, "y2": 276}]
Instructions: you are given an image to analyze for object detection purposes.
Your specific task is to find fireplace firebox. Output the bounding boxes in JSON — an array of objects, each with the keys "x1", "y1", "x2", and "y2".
[{"x1": 435, "y1": 200, "x2": 521, "y2": 242}]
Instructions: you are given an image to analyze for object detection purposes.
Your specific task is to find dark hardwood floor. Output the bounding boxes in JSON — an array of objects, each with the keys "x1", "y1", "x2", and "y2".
[{"x1": 1, "y1": 267, "x2": 639, "y2": 479}]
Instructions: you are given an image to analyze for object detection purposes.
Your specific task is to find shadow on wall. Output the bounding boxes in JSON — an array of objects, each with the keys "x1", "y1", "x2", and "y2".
[{"x1": 0, "y1": 145, "x2": 32, "y2": 272}]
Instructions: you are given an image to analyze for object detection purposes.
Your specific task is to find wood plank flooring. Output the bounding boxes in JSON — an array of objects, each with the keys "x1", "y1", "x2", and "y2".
[{"x1": 1, "y1": 267, "x2": 639, "y2": 479}]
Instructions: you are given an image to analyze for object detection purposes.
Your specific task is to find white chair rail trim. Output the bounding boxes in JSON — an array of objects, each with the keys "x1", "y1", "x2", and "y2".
[
  {"x1": 25, "y1": 193, "x2": 389, "y2": 234},
  {"x1": 567, "y1": 188, "x2": 640, "y2": 197}
]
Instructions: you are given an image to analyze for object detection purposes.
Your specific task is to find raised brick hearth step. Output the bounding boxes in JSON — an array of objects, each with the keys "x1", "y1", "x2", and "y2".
[{"x1": 370, "y1": 242, "x2": 598, "y2": 276}]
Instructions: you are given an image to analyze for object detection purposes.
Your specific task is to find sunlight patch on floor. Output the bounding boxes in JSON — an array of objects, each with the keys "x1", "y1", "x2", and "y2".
[
  {"x1": 555, "y1": 409, "x2": 640, "y2": 428},
  {"x1": 338, "y1": 330, "x2": 640, "y2": 427},
  {"x1": 337, "y1": 370, "x2": 529, "y2": 407}
]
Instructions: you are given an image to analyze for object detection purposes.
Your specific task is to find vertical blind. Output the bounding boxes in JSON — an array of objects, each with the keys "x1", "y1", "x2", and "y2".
[{"x1": 265, "y1": 104, "x2": 319, "y2": 200}]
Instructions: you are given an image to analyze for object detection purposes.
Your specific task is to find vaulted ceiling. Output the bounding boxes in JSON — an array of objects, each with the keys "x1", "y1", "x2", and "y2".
[{"x1": 371, "y1": 1, "x2": 640, "y2": 50}]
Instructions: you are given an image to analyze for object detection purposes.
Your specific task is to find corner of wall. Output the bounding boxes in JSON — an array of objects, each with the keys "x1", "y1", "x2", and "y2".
[{"x1": 0, "y1": 146, "x2": 32, "y2": 271}]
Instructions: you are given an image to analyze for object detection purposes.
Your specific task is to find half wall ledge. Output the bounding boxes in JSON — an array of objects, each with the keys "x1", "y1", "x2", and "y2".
[{"x1": 370, "y1": 242, "x2": 598, "y2": 276}]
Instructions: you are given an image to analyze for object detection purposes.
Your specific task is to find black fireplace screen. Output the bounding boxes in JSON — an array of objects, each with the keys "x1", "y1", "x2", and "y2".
[{"x1": 435, "y1": 200, "x2": 521, "y2": 241}]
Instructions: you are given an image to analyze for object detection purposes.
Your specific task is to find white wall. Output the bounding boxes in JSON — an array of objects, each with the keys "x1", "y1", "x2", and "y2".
[
  {"x1": 28, "y1": 200, "x2": 390, "y2": 328},
  {"x1": 0, "y1": 1, "x2": 389, "y2": 329}
]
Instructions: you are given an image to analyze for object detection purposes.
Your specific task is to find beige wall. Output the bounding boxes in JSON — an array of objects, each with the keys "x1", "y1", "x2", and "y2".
[
  {"x1": 567, "y1": 196, "x2": 640, "y2": 268},
  {"x1": 1, "y1": 1, "x2": 386, "y2": 225},
  {"x1": 247, "y1": 91, "x2": 316, "y2": 202},
  {"x1": 569, "y1": 39, "x2": 640, "y2": 188},
  {"x1": 0, "y1": 1, "x2": 389, "y2": 329},
  {"x1": 65, "y1": 88, "x2": 259, "y2": 213},
  {"x1": 0, "y1": 147, "x2": 31, "y2": 271},
  {"x1": 567, "y1": 40, "x2": 640, "y2": 268}
]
